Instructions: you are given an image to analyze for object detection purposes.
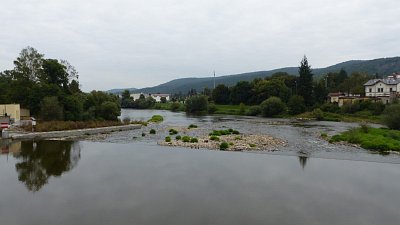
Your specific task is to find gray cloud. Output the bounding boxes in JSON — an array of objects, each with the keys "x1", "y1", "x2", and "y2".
[{"x1": 1, "y1": 0, "x2": 399, "y2": 91}]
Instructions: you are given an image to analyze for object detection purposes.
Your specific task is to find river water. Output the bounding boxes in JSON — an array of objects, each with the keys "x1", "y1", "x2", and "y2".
[{"x1": 0, "y1": 109, "x2": 399, "y2": 225}]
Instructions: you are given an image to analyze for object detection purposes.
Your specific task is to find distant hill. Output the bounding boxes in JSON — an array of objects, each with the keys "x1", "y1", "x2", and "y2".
[
  {"x1": 114, "y1": 57, "x2": 400, "y2": 94},
  {"x1": 106, "y1": 88, "x2": 137, "y2": 94}
]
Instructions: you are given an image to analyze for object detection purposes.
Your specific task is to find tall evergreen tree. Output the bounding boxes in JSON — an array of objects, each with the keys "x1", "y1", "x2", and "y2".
[{"x1": 298, "y1": 56, "x2": 314, "y2": 106}]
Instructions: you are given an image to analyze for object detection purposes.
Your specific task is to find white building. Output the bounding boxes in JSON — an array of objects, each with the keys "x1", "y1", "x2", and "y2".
[
  {"x1": 130, "y1": 93, "x2": 151, "y2": 101},
  {"x1": 150, "y1": 94, "x2": 170, "y2": 102},
  {"x1": 129, "y1": 93, "x2": 170, "y2": 102},
  {"x1": 364, "y1": 73, "x2": 400, "y2": 103}
]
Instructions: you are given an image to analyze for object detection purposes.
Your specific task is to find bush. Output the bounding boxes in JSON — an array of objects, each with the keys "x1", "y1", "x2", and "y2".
[
  {"x1": 208, "y1": 103, "x2": 217, "y2": 114},
  {"x1": 260, "y1": 97, "x2": 286, "y2": 117},
  {"x1": 148, "y1": 115, "x2": 164, "y2": 123},
  {"x1": 210, "y1": 135, "x2": 220, "y2": 141},
  {"x1": 220, "y1": 142, "x2": 229, "y2": 150},
  {"x1": 141, "y1": 132, "x2": 146, "y2": 137},
  {"x1": 209, "y1": 129, "x2": 238, "y2": 136},
  {"x1": 175, "y1": 135, "x2": 182, "y2": 140},
  {"x1": 122, "y1": 117, "x2": 131, "y2": 124},
  {"x1": 312, "y1": 108, "x2": 324, "y2": 120},
  {"x1": 170, "y1": 102, "x2": 183, "y2": 112},
  {"x1": 190, "y1": 137, "x2": 198, "y2": 143},
  {"x1": 246, "y1": 106, "x2": 261, "y2": 116},
  {"x1": 249, "y1": 143, "x2": 256, "y2": 148},
  {"x1": 341, "y1": 102, "x2": 361, "y2": 114},
  {"x1": 165, "y1": 136, "x2": 171, "y2": 142},
  {"x1": 188, "y1": 124, "x2": 198, "y2": 129},
  {"x1": 150, "y1": 129, "x2": 156, "y2": 134},
  {"x1": 169, "y1": 129, "x2": 178, "y2": 135},
  {"x1": 369, "y1": 102, "x2": 385, "y2": 115},
  {"x1": 320, "y1": 103, "x2": 340, "y2": 113},
  {"x1": 185, "y1": 95, "x2": 208, "y2": 113},
  {"x1": 288, "y1": 95, "x2": 306, "y2": 115},
  {"x1": 382, "y1": 104, "x2": 400, "y2": 130},
  {"x1": 100, "y1": 101, "x2": 121, "y2": 121},
  {"x1": 182, "y1": 136, "x2": 191, "y2": 142}
]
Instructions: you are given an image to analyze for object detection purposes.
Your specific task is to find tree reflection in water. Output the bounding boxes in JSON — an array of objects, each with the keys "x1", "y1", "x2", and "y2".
[
  {"x1": 14, "y1": 141, "x2": 81, "y2": 192},
  {"x1": 298, "y1": 155, "x2": 308, "y2": 169}
]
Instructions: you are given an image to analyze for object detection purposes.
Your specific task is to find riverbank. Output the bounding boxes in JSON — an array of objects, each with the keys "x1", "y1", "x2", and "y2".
[{"x1": 330, "y1": 126, "x2": 400, "y2": 152}]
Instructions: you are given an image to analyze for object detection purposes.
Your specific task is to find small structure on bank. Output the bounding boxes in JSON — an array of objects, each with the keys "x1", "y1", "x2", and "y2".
[{"x1": 0, "y1": 104, "x2": 30, "y2": 123}]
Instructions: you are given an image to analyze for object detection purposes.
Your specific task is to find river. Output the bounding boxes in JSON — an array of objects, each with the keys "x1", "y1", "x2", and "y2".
[{"x1": 0, "y1": 109, "x2": 399, "y2": 225}]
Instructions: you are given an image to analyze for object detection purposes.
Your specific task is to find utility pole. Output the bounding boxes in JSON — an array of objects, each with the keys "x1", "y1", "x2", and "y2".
[{"x1": 213, "y1": 70, "x2": 216, "y2": 89}]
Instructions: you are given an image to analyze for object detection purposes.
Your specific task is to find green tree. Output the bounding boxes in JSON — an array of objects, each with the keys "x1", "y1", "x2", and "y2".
[
  {"x1": 382, "y1": 104, "x2": 400, "y2": 130},
  {"x1": 252, "y1": 79, "x2": 290, "y2": 104},
  {"x1": 260, "y1": 97, "x2": 286, "y2": 117},
  {"x1": 41, "y1": 59, "x2": 69, "y2": 87},
  {"x1": 212, "y1": 84, "x2": 230, "y2": 104},
  {"x1": 64, "y1": 94, "x2": 84, "y2": 121},
  {"x1": 121, "y1": 90, "x2": 133, "y2": 108},
  {"x1": 99, "y1": 101, "x2": 120, "y2": 120},
  {"x1": 39, "y1": 96, "x2": 64, "y2": 121},
  {"x1": 298, "y1": 56, "x2": 314, "y2": 106},
  {"x1": 13, "y1": 46, "x2": 44, "y2": 82},
  {"x1": 230, "y1": 81, "x2": 253, "y2": 105},
  {"x1": 313, "y1": 79, "x2": 328, "y2": 104},
  {"x1": 185, "y1": 95, "x2": 208, "y2": 113},
  {"x1": 288, "y1": 95, "x2": 306, "y2": 115}
]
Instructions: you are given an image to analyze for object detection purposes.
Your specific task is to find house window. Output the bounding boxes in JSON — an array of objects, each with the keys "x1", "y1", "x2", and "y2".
[
  {"x1": 369, "y1": 88, "x2": 372, "y2": 92},
  {"x1": 390, "y1": 88, "x2": 393, "y2": 92}
]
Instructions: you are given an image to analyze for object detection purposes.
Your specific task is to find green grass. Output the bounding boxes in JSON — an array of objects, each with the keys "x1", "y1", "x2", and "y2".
[
  {"x1": 295, "y1": 111, "x2": 382, "y2": 124},
  {"x1": 213, "y1": 104, "x2": 250, "y2": 115},
  {"x1": 330, "y1": 127, "x2": 400, "y2": 151},
  {"x1": 148, "y1": 115, "x2": 164, "y2": 123}
]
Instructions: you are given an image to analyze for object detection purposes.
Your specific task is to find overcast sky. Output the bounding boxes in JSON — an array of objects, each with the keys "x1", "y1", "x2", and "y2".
[{"x1": 0, "y1": 0, "x2": 399, "y2": 91}]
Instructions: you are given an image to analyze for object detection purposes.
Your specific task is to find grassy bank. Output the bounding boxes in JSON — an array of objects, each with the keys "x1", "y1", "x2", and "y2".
[
  {"x1": 295, "y1": 111, "x2": 382, "y2": 124},
  {"x1": 213, "y1": 104, "x2": 250, "y2": 115},
  {"x1": 21, "y1": 120, "x2": 145, "y2": 132},
  {"x1": 330, "y1": 126, "x2": 400, "y2": 151}
]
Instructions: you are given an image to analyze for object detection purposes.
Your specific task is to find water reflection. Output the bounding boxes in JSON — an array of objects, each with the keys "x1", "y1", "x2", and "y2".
[
  {"x1": 1, "y1": 140, "x2": 81, "y2": 192},
  {"x1": 298, "y1": 155, "x2": 308, "y2": 169}
]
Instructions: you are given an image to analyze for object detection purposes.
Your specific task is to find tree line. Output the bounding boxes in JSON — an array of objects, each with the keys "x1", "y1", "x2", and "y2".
[
  {"x1": 182, "y1": 56, "x2": 379, "y2": 117},
  {"x1": 0, "y1": 47, "x2": 121, "y2": 121}
]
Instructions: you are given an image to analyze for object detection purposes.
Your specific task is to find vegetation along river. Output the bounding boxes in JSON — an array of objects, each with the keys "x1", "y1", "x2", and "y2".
[{"x1": 1, "y1": 109, "x2": 400, "y2": 225}]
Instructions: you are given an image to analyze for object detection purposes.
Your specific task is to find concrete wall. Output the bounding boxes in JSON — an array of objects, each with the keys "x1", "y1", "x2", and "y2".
[
  {"x1": 0, "y1": 104, "x2": 21, "y2": 122},
  {"x1": 6, "y1": 124, "x2": 141, "y2": 140}
]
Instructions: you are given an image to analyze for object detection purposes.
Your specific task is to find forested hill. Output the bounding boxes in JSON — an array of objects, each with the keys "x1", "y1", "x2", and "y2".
[{"x1": 117, "y1": 57, "x2": 400, "y2": 94}]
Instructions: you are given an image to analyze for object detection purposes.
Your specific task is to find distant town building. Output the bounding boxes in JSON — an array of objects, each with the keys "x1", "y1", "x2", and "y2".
[
  {"x1": 130, "y1": 93, "x2": 149, "y2": 101},
  {"x1": 150, "y1": 94, "x2": 170, "y2": 102},
  {"x1": 130, "y1": 93, "x2": 170, "y2": 102},
  {"x1": 364, "y1": 73, "x2": 400, "y2": 104}
]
